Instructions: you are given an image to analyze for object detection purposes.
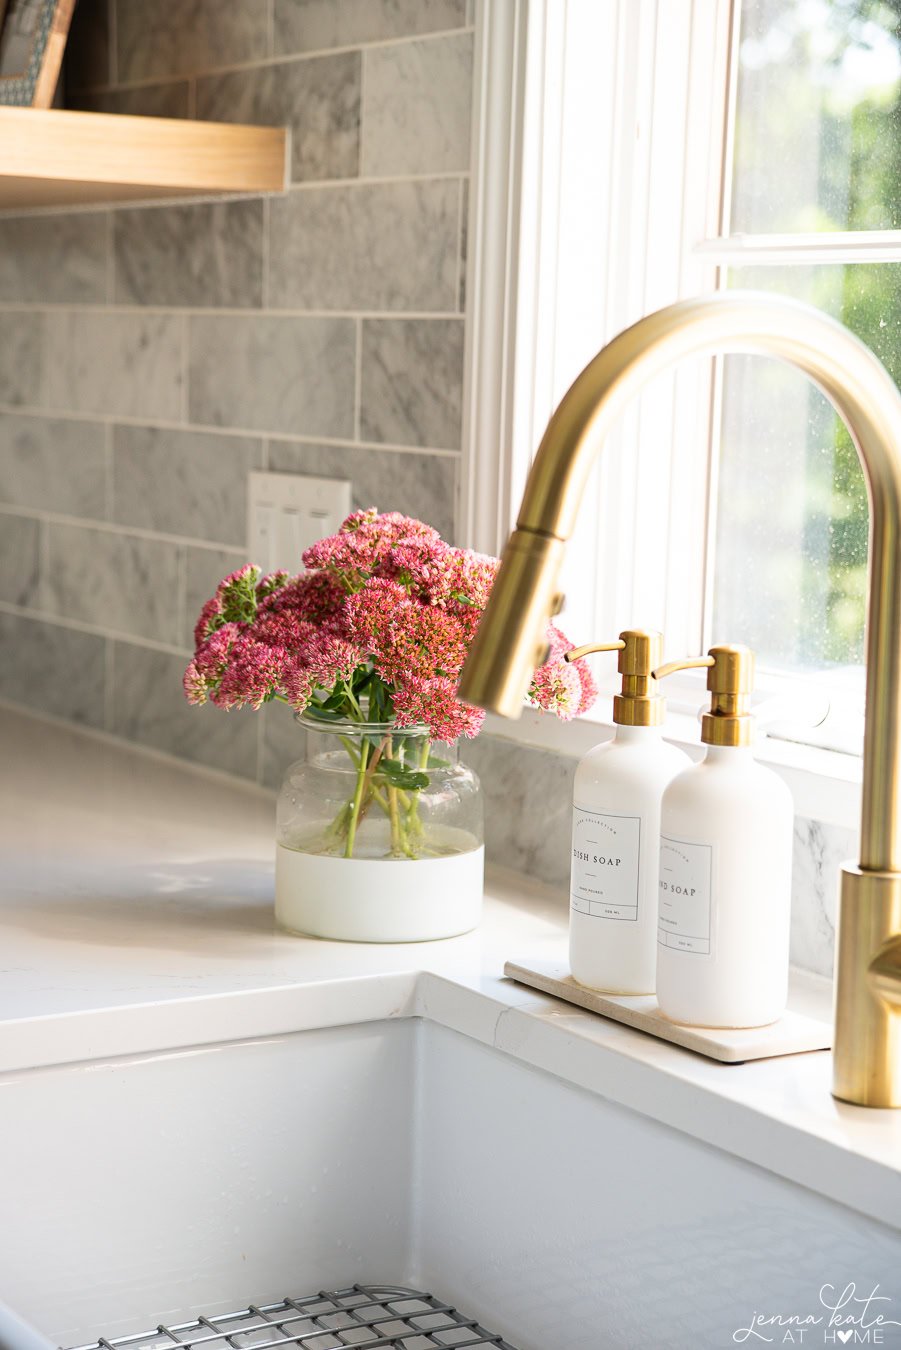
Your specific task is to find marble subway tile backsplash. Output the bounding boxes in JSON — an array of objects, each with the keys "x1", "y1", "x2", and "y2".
[
  {"x1": 0, "y1": 414, "x2": 106, "y2": 518},
  {"x1": 267, "y1": 180, "x2": 462, "y2": 312},
  {"x1": 116, "y1": 0, "x2": 269, "y2": 83},
  {"x1": 43, "y1": 312, "x2": 185, "y2": 420},
  {"x1": 111, "y1": 426, "x2": 263, "y2": 546},
  {"x1": 360, "y1": 318, "x2": 464, "y2": 448},
  {"x1": 0, "y1": 214, "x2": 108, "y2": 305},
  {"x1": 188, "y1": 315, "x2": 357, "y2": 437},
  {"x1": 43, "y1": 524, "x2": 182, "y2": 645},
  {"x1": 266, "y1": 439, "x2": 458, "y2": 539},
  {"x1": 0, "y1": 611, "x2": 107, "y2": 729},
  {"x1": 361, "y1": 33, "x2": 474, "y2": 177},
  {"x1": 114, "y1": 200, "x2": 265, "y2": 309},
  {"x1": 272, "y1": 0, "x2": 467, "y2": 54},
  {"x1": 196, "y1": 52, "x2": 362, "y2": 183}
]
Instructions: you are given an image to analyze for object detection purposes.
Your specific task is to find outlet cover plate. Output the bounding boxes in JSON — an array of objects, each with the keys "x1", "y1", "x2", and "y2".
[{"x1": 247, "y1": 471, "x2": 352, "y2": 574}]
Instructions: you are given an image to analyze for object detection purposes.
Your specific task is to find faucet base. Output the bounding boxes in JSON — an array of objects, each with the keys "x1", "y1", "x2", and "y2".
[{"x1": 833, "y1": 864, "x2": 901, "y2": 1107}]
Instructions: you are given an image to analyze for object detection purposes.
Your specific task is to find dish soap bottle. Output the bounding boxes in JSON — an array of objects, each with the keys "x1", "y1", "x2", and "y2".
[
  {"x1": 653, "y1": 644, "x2": 793, "y2": 1028},
  {"x1": 566, "y1": 630, "x2": 690, "y2": 994}
]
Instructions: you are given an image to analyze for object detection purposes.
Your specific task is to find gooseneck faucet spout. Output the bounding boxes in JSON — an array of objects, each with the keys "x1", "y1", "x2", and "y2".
[{"x1": 457, "y1": 291, "x2": 901, "y2": 1107}]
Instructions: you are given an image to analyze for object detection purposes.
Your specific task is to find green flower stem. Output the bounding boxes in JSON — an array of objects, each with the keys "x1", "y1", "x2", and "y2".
[{"x1": 344, "y1": 738, "x2": 370, "y2": 859}]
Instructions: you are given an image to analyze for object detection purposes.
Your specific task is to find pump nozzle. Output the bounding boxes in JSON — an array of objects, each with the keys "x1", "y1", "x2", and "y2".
[
  {"x1": 566, "y1": 629, "x2": 665, "y2": 727},
  {"x1": 653, "y1": 644, "x2": 755, "y2": 747}
]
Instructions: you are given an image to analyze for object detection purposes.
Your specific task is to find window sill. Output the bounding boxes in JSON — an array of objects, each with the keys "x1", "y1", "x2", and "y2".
[{"x1": 482, "y1": 702, "x2": 862, "y2": 833}]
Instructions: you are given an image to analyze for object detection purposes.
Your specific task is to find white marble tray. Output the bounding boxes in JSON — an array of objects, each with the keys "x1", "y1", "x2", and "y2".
[{"x1": 504, "y1": 957, "x2": 833, "y2": 1063}]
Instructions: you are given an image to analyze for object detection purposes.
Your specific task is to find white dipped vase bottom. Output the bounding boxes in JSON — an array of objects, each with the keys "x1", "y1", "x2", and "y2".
[{"x1": 275, "y1": 835, "x2": 485, "y2": 943}]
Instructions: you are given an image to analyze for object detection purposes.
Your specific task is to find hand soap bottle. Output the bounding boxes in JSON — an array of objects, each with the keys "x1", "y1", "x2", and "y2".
[
  {"x1": 566, "y1": 630, "x2": 690, "y2": 994},
  {"x1": 653, "y1": 644, "x2": 793, "y2": 1028}
]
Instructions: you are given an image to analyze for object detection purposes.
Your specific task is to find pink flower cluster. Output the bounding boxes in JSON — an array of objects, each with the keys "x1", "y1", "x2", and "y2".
[{"x1": 184, "y1": 510, "x2": 597, "y2": 742}]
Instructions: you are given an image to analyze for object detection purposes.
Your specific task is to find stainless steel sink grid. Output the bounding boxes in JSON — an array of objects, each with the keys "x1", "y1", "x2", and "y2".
[{"x1": 64, "y1": 1288, "x2": 519, "y2": 1350}]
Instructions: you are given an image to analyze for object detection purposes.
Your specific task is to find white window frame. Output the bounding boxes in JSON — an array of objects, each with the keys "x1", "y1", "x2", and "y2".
[{"x1": 461, "y1": 0, "x2": 868, "y2": 832}]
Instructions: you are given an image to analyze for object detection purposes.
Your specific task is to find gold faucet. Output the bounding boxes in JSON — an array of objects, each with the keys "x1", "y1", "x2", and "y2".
[{"x1": 458, "y1": 291, "x2": 901, "y2": 1108}]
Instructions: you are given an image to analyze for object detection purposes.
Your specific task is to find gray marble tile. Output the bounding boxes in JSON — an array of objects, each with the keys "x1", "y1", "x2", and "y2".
[
  {"x1": 43, "y1": 523, "x2": 181, "y2": 644},
  {"x1": 361, "y1": 33, "x2": 473, "y2": 177},
  {"x1": 111, "y1": 640, "x2": 260, "y2": 779},
  {"x1": 116, "y1": 0, "x2": 269, "y2": 82},
  {"x1": 183, "y1": 544, "x2": 248, "y2": 649},
  {"x1": 65, "y1": 0, "x2": 111, "y2": 91},
  {"x1": 360, "y1": 318, "x2": 463, "y2": 449},
  {"x1": 71, "y1": 81, "x2": 191, "y2": 119},
  {"x1": 260, "y1": 694, "x2": 304, "y2": 789},
  {"x1": 791, "y1": 815, "x2": 858, "y2": 978},
  {"x1": 114, "y1": 200, "x2": 263, "y2": 309},
  {"x1": 196, "y1": 51, "x2": 360, "y2": 183},
  {"x1": 112, "y1": 425, "x2": 261, "y2": 547},
  {"x1": 188, "y1": 315, "x2": 356, "y2": 438},
  {"x1": 0, "y1": 214, "x2": 108, "y2": 305},
  {"x1": 267, "y1": 440, "x2": 457, "y2": 539},
  {"x1": 0, "y1": 314, "x2": 43, "y2": 407},
  {"x1": 268, "y1": 180, "x2": 459, "y2": 312},
  {"x1": 42, "y1": 312, "x2": 184, "y2": 421},
  {"x1": 0, "y1": 413, "x2": 107, "y2": 519},
  {"x1": 465, "y1": 733, "x2": 574, "y2": 890},
  {"x1": 0, "y1": 611, "x2": 107, "y2": 727},
  {"x1": 0, "y1": 512, "x2": 41, "y2": 607},
  {"x1": 274, "y1": 0, "x2": 466, "y2": 54}
]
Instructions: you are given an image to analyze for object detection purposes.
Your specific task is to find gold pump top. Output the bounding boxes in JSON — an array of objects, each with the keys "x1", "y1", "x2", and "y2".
[
  {"x1": 654, "y1": 643, "x2": 755, "y2": 747},
  {"x1": 565, "y1": 629, "x2": 665, "y2": 727}
]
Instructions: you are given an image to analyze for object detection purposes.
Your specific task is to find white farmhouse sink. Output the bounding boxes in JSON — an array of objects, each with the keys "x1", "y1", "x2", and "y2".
[{"x1": 2, "y1": 1015, "x2": 901, "y2": 1350}]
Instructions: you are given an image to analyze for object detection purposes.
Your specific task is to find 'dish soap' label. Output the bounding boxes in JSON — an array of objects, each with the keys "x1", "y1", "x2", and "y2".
[
  {"x1": 657, "y1": 835, "x2": 713, "y2": 955},
  {"x1": 570, "y1": 806, "x2": 641, "y2": 922}
]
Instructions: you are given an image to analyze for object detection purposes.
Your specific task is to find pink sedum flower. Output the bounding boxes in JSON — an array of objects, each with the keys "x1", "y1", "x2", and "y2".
[{"x1": 183, "y1": 510, "x2": 596, "y2": 740}]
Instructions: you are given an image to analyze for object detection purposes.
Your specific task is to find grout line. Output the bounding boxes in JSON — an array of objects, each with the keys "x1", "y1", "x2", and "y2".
[
  {"x1": 0, "y1": 598, "x2": 195, "y2": 658},
  {"x1": 0, "y1": 502, "x2": 253, "y2": 554},
  {"x1": 0, "y1": 300, "x2": 467, "y2": 320},
  {"x1": 261, "y1": 195, "x2": 270, "y2": 309},
  {"x1": 456, "y1": 177, "x2": 465, "y2": 315},
  {"x1": 105, "y1": 211, "x2": 115, "y2": 303},
  {"x1": 0, "y1": 403, "x2": 463, "y2": 457},
  {"x1": 354, "y1": 317, "x2": 363, "y2": 442},
  {"x1": 358, "y1": 44, "x2": 367, "y2": 176},
  {"x1": 175, "y1": 543, "x2": 188, "y2": 652},
  {"x1": 180, "y1": 312, "x2": 190, "y2": 423},
  {"x1": 105, "y1": 637, "x2": 115, "y2": 731},
  {"x1": 108, "y1": 0, "x2": 117, "y2": 86},
  {"x1": 78, "y1": 24, "x2": 476, "y2": 95},
  {"x1": 104, "y1": 421, "x2": 114, "y2": 520}
]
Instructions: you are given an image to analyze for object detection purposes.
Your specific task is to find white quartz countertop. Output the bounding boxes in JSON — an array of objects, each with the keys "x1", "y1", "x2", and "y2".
[{"x1": 1, "y1": 706, "x2": 899, "y2": 1231}]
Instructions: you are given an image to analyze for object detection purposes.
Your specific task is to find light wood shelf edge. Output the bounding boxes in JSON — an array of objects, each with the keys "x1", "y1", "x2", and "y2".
[{"x1": 0, "y1": 107, "x2": 289, "y2": 209}]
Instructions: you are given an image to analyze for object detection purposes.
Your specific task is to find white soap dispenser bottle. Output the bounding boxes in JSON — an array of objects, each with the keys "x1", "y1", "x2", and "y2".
[
  {"x1": 566, "y1": 630, "x2": 690, "y2": 994},
  {"x1": 652, "y1": 645, "x2": 793, "y2": 1028}
]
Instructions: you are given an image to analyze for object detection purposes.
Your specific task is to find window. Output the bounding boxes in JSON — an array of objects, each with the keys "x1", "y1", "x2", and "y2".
[{"x1": 464, "y1": 0, "x2": 897, "y2": 790}]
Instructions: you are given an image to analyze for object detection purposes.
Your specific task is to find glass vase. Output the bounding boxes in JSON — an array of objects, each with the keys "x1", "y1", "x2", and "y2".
[{"x1": 275, "y1": 715, "x2": 484, "y2": 942}]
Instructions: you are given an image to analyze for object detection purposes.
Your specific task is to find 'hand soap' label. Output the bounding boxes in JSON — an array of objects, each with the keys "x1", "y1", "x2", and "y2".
[
  {"x1": 570, "y1": 806, "x2": 641, "y2": 921},
  {"x1": 657, "y1": 835, "x2": 713, "y2": 955}
]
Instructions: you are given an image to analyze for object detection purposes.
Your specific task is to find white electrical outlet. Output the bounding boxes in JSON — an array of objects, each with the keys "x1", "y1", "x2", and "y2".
[{"x1": 247, "y1": 471, "x2": 352, "y2": 574}]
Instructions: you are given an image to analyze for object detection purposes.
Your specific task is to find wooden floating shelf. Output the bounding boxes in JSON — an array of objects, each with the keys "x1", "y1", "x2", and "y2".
[{"x1": 0, "y1": 107, "x2": 289, "y2": 210}]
